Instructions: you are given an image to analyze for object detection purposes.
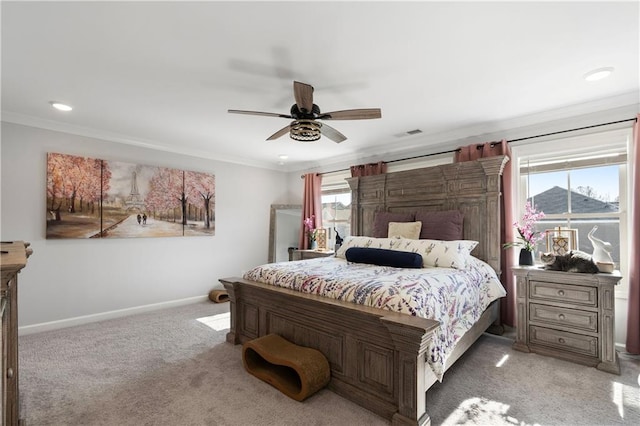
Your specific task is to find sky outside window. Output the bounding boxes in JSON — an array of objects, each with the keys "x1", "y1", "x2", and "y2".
[{"x1": 529, "y1": 165, "x2": 619, "y2": 202}]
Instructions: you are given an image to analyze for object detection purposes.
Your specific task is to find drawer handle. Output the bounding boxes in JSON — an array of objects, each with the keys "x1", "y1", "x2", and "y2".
[
  {"x1": 558, "y1": 338, "x2": 566, "y2": 344},
  {"x1": 558, "y1": 314, "x2": 565, "y2": 320},
  {"x1": 6, "y1": 368, "x2": 13, "y2": 379},
  {"x1": 557, "y1": 290, "x2": 565, "y2": 297}
]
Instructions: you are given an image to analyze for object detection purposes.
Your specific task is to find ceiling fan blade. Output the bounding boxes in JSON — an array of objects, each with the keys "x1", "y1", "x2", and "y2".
[
  {"x1": 266, "y1": 124, "x2": 291, "y2": 141},
  {"x1": 293, "y1": 81, "x2": 314, "y2": 113},
  {"x1": 320, "y1": 123, "x2": 347, "y2": 143},
  {"x1": 228, "y1": 109, "x2": 292, "y2": 119},
  {"x1": 318, "y1": 108, "x2": 382, "y2": 120}
]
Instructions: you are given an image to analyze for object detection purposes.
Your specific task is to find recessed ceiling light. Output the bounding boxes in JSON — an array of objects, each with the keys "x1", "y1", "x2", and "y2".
[
  {"x1": 50, "y1": 101, "x2": 73, "y2": 112},
  {"x1": 583, "y1": 67, "x2": 614, "y2": 82},
  {"x1": 278, "y1": 154, "x2": 288, "y2": 160}
]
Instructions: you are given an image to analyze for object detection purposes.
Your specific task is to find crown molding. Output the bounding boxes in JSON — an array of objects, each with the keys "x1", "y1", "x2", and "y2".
[
  {"x1": 3, "y1": 90, "x2": 637, "y2": 175},
  {"x1": 0, "y1": 111, "x2": 284, "y2": 171}
]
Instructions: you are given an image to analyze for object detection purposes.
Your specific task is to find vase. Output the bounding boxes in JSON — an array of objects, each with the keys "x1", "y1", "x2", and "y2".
[
  {"x1": 310, "y1": 240, "x2": 317, "y2": 250},
  {"x1": 519, "y1": 249, "x2": 534, "y2": 266}
]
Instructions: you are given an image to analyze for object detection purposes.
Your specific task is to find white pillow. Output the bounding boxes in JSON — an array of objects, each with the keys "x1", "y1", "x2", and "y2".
[
  {"x1": 388, "y1": 221, "x2": 422, "y2": 239},
  {"x1": 393, "y1": 238, "x2": 478, "y2": 269}
]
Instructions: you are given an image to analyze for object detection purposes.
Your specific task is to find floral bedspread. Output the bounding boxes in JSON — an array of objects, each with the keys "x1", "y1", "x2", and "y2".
[{"x1": 243, "y1": 256, "x2": 506, "y2": 380}]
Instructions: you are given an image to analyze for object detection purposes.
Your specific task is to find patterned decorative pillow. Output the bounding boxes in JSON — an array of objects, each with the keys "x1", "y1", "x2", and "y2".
[
  {"x1": 388, "y1": 221, "x2": 422, "y2": 239},
  {"x1": 372, "y1": 211, "x2": 415, "y2": 238},
  {"x1": 391, "y1": 238, "x2": 479, "y2": 269},
  {"x1": 414, "y1": 210, "x2": 464, "y2": 240}
]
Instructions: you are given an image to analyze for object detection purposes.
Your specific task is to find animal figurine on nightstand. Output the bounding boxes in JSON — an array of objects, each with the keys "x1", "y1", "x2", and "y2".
[
  {"x1": 588, "y1": 226, "x2": 615, "y2": 273},
  {"x1": 540, "y1": 250, "x2": 599, "y2": 274},
  {"x1": 334, "y1": 228, "x2": 343, "y2": 250}
]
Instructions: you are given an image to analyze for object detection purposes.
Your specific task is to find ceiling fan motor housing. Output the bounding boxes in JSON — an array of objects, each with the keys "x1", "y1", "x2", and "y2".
[{"x1": 290, "y1": 103, "x2": 321, "y2": 119}]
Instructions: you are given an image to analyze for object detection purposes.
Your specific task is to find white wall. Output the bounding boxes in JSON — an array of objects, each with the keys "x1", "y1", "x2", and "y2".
[{"x1": 1, "y1": 122, "x2": 292, "y2": 330}]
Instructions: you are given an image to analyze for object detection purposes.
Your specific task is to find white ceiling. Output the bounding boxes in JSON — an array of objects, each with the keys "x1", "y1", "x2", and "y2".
[{"x1": 2, "y1": 1, "x2": 638, "y2": 171}]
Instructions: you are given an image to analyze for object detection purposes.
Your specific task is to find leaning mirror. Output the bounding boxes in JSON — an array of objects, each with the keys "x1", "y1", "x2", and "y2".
[{"x1": 268, "y1": 204, "x2": 302, "y2": 263}]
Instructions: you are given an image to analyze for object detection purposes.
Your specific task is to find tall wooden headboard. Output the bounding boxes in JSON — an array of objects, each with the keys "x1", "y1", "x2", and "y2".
[{"x1": 346, "y1": 156, "x2": 508, "y2": 275}]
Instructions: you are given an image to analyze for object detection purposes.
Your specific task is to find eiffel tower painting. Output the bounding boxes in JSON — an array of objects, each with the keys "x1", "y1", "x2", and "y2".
[
  {"x1": 47, "y1": 154, "x2": 215, "y2": 239},
  {"x1": 125, "y1": 171, "x2": 146, "y2": 211}
]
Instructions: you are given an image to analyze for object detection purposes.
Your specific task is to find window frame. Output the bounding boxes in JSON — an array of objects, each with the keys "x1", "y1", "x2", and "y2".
[{"x1": 320, "y1": 170, "x2": 353, "y2": 240}]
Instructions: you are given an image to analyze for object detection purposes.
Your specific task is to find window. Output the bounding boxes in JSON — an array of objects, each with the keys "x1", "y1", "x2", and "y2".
[
  {"x1": 512, "y1": 127, "x2": 631, "y2": 297},
  {"x1": 321, "y1": 192, "x2": 351, "y2": 241},
  {"x1": 527, "y1": 165, "x2": 622, "y2": 264},
  {"x1": 320, "y1": 171, "x2": 352, "y2": 244}
]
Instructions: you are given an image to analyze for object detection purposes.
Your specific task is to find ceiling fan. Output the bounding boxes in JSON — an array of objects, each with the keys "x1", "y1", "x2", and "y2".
[{"x1": 228, "y1": 81, "x2": 381, "y2": 143}]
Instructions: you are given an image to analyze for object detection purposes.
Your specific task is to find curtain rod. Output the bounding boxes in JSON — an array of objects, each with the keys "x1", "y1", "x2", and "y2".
[
  {"x1": 507, "y1": 117, "x2": 636, "y2": 143},
  {"x1": 301, "y1": 116, "x2": 637, "y2": 178}
]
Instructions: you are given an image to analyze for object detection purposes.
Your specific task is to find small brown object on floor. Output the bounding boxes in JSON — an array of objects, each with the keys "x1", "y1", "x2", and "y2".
[
  {"x1": 208, "y1": 289, "x2": 229, "y2": 303},
  {"x1": 242, "y1": 333, "x2": 330, "y2": 401}
]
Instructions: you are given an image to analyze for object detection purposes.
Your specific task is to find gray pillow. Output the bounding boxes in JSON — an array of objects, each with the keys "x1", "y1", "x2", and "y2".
[
  {"x1": 372, "y1": 211, "x2": 414, "y2": 238},
  {"x1": 414, "y1": 210, "x2": 464, "y2": 240}
]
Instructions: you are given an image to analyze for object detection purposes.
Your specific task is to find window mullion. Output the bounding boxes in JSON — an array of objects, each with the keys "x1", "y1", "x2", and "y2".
[
  {"x1": 542, "y1": 213, "x2": 621, "y2": 219},
  {"x1": 567, "y1": 171, "x2": 572, "y2": 214}
]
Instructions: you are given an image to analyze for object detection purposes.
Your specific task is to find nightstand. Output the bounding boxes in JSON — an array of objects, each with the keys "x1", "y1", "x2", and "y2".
[
  {"x1": 290, "y1": 249, "x2": 335, "y2": 261},
  {"x1": 512, "y1": 266, "x2": 621, "y2": 374}
]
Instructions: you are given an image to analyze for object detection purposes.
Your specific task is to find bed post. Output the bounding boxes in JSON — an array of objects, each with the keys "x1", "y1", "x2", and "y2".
[
  {"x1": 476, "y1": 155, "x2": 509, "y2": 277},
  {"x1": 221, "y1": 279, "x2": 240, "y2": 344},
  {"x1": 347, "y1": 176, "x2": 360, "y2": 236},
  {"x1": 478, "y1": 156, "x2": 509, "y2": 334},
  {"x1": 381, "y1": 317, "x2": 435, "y2": 426}
]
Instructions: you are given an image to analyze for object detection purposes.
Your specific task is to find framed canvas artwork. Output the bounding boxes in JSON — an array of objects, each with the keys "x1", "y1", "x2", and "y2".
[{"x1": 46, "y1": 153, "x2": 216, "y2": 239}]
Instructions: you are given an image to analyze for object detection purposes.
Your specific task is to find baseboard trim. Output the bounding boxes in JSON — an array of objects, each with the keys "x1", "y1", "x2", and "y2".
[{"x1": 18, "y1": 295, "x2": 209, "y2": 336}]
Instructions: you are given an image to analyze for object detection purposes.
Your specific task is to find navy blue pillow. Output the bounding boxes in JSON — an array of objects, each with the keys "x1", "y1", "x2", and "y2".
[{"x1": 345, "y1": 247, "x2": 423, "y2": 269}]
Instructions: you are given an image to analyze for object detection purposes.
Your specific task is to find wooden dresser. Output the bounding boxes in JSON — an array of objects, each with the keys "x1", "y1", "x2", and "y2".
[
  {"x1": 512, "y1": 266, "x2": 621, "y2": 374},
  {"x1": 1, "y1": 241, "x2": 32, "y2": 425}
]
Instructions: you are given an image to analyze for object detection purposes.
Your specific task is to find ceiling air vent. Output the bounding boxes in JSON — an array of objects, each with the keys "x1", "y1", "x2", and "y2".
[{"x1": 394, "y1": 129, "x2": 423, "y2": 138}]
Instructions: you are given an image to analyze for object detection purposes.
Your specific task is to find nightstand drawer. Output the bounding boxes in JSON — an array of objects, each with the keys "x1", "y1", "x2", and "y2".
[
  {"x1": 529, "y1": 325, "x2": 598, "y2": 357},
  {"x1": 530, "y1": 303, "x2": 598, "y2": 332},
  {"x1": 530, "y1": 281, "x2": 597, "y2": 307}
]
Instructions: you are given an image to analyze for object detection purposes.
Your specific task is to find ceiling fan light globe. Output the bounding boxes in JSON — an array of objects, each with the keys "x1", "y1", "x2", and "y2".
[{"x1": 290, "y1": 120, "x2": 322, "y2": 141}]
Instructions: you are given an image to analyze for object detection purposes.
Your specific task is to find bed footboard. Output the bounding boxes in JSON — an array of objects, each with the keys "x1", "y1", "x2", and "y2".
[{"x1": 221, "y1": 277, "x2": 440, "y2": 426}]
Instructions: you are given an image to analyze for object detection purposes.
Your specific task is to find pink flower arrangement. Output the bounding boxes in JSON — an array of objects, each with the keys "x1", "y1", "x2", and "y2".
[
  {"x1": 304, "y1": 215, "x2": 317, "y2": 242},
  {"x1": 504, "y1": 201, "x2": 545, "y2": 252}
]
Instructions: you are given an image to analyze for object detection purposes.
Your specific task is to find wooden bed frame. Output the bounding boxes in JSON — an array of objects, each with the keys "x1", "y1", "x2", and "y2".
[{"x1": 221, "y1": 155, "x2": 508, "y2": 426}]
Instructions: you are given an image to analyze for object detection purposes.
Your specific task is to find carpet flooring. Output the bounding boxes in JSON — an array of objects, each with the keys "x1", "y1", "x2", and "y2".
[{"x1": 19, "y1": 300, "x2": 640, "y2": 425}]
